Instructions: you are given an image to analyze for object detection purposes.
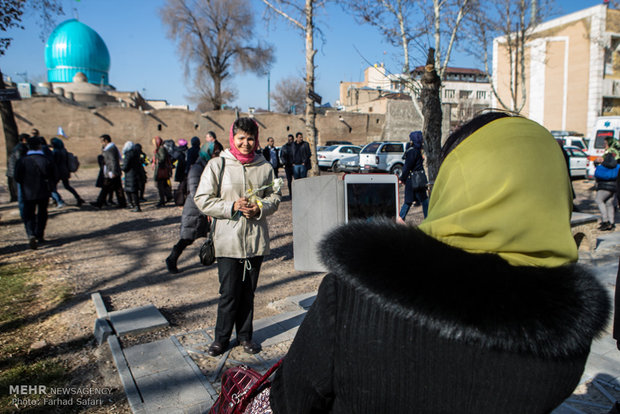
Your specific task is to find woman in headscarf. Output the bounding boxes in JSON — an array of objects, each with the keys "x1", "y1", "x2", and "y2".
[
  {"x1": 152, "y1": 136, "x2": 173, "y2": 207},
  {"x1": 122, "y1": 141, "x2": 142, "y2": 212},
  {"x1": 398, "y1": 130, "x2": 429, "y2": 220},
  {"x1": 264, "y1": 112, "x2": 610, "y2": 414},
  {"x1": 166, "y1": 142, "x2": 219, "y2": 273},
  {"x1": 194, "y1": 117, "x2": 281, "y2": 357}
]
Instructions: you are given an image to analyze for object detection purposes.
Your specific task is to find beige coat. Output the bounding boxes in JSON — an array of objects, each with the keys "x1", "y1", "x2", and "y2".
[{"x1": 194, "y1": 150, "x2": 281, "y2": 259}]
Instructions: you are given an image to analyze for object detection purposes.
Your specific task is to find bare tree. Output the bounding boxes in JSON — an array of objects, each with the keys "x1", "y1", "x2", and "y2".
[
  {"x1": 160, "y1": 0, "x2": 274, "y2": 110},
  {"x1": 1, "y1": 0, "x2": 64, "y2": 161},
  {"x1": 271, "y1": 76, "x2": 305, "y2": 113},
  {"x1": 421, "y1": 48, "x2": 442, "y2": 181},
  {"x1": 187, "y1": 70, "x2": 237, "y2": 112},
  {"x1": 463, "y1": 0, "x2": 550, "y2": 113},
  {"x1": 260, "y1": 0, "x2": 325, "y2": 176}
]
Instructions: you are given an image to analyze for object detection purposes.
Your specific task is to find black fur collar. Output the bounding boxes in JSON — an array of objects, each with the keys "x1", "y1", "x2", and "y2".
[{"x1": 319, "y1": 219, "x2": 611, "y2": 359}]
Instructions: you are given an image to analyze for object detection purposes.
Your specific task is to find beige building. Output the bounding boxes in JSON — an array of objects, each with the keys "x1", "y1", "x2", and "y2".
[{"x1": 492, "y1": 4, "x2": 620, "y2": 138}]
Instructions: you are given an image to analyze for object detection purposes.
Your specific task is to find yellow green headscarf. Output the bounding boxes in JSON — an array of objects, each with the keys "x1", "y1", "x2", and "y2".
[{"x1": 418, "y1": 117, "x2": 578, "y2": 267}]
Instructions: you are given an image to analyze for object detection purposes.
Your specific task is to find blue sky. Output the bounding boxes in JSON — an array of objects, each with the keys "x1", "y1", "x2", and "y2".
[{"x1": 0, "y1": 0, "x2": 607, "y2": 111}]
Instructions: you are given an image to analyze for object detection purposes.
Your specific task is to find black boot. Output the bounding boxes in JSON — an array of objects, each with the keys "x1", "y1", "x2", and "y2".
[{"x1": 165, "y1": 239, "x2": 191, "y2": 274}]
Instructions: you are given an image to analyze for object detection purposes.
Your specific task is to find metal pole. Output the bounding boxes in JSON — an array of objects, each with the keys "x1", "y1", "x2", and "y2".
[{"x1": 267, "y1": 71, "x2": 271, "y2": 112}]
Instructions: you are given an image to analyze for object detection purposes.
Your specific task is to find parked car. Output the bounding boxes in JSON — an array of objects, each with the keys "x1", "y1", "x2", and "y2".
[
  {"x1": 317, "y1": 145, "x2": 361, "y2": 171},
  {"x1": 359, "y1": 141, "x2": 407, "y2": 175},
  {"x1": 334, "y1": 154, "x2": 360, "y2": 173},
  {"x1": 555, "y1": 136, "x2": 589, "y2": 151},
  {"x1": 564, "y1": 146, "x2": 588, "y2": 178},
  {"x1": 325, "y1": 140, "x2": 353, "y2": 146}
]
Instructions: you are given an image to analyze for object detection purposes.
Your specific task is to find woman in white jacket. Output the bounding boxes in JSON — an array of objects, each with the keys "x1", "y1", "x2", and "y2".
[{"x1": 194, "y1": 117, "x2": 281, "y2": 356}]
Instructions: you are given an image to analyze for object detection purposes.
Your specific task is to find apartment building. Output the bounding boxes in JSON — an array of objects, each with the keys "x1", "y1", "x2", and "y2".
[{"x1": 492, "y1": 4, "x2": 620, "y2": 138}]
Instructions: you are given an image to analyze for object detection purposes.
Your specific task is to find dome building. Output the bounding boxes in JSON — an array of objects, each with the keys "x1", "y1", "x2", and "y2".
[{"x1": 45, "y1": 19, "x2": 111, "y2": 86}]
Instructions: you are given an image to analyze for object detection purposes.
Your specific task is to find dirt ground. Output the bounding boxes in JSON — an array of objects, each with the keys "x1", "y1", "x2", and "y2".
[{"x1": 0, "y1": 166, "x2": 611, "y2": 413}]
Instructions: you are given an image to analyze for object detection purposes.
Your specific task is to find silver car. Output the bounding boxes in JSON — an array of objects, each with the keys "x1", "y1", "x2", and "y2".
[{"x1": 317, "y1": 145, "x2": 362, "y2": 171}]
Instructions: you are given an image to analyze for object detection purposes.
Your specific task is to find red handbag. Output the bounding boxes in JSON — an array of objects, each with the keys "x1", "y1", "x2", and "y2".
[{"x1": 209, "y1": 359, "x2": 283, "y2": 414}]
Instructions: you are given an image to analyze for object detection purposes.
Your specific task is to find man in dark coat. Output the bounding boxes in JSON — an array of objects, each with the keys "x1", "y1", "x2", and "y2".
[
  {"x1": 14, "y1": 136, "x2": 54, "y2": 249},
  {"x1": 91, "y1": 134, "x2": 127, "y2": 208},
  {"x1": 262, "y1": 136, "x2": 280, "y2": 176},
  {"x1": 7, "y1": 134, "x2": 29, "y2": 205},
  {"x1": 280, "y1": 134, "x2": 295, "y2": 196},
  {"x1": 292, "y1": 131, "x2": 311, "y2": 179}
]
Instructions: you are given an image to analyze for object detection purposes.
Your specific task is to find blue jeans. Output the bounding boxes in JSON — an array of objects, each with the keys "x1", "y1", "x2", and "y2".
[{"x1": 293, "y1": 164, "x2": 307, "y2": 179}]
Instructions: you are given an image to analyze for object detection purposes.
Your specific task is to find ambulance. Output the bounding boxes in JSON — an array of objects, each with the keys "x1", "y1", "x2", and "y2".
[{"x1": 586, "y1": 116, "x2": 620, "y2": 178}]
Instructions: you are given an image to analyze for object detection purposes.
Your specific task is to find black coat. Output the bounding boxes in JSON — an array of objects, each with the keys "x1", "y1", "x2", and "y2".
[
  {"x1": 180, "y1": 157, "x2": 209, "y2": 241},
  {"x1": 122, "y1": 149, "x2": 142, "y2": 193},
  {"x1": 271, "y1": 220, "x2": 610, "y2": 414},
  {"x1": 14, "y1": 153, "x2": 54, "y2": 201},
  {"x1": 52, "y1": 148, "x2": 70, "y2": 181},
  {"x1": 7, "y1": 143, "x2": 27, "y2": 178}
]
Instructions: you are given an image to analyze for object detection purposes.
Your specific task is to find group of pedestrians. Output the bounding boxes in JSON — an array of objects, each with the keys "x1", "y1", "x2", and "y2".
[{"x1": 7, "y1": 128, "x2": 85, "y2": 249}]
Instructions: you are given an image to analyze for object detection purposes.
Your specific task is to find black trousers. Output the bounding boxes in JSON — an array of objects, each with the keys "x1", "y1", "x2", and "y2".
[
  {"x1": 57, "y1": 177, "x2": 82, "y2": 202},
  {"x1": 156, "y1": 179, "x2": 172, "y2": 204},
  {"x1": 22, "y1": 198, "x2": 48, "y2": 239},
  {"x1": 97, "y1": 177, "x2": 126, "y2": 207},
  {"x1": 284, "y1": 164, "x2": 293, "y2": 196},
  {"x1": 214, "y1": 256, "x2": 263, "y2": 344}
]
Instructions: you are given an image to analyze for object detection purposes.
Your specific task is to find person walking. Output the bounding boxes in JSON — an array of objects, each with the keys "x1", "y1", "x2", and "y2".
[
  {"x1": 91, "y1": 134, "x2": 127, "y2": 208},
  {"x1": 186, "y1": 136, "x2": 202, "y2": 175},
  {"x1": 14, "y1": 136, "x2": 54, "y2": 249},
  {"x1": 292, "y1": 132, "x2": 311, "y2": 179},
  {"x1": 122, "y1": 141, "x2": 143, "y2": 212},
  {"x1": 165, "y1": 142, "x2": 219, "y2": 273},
  {"x1": 594, "y1": 153, "x2": 619, "y2": 231},
  {"x1": 264, "y1": 113, "x2": 610, "y2": 414},
  {"x1": 153, "y1": 136, "x2": 173, "y2": 207},
  {"x1": 134, "y1": 143, "x2": 148, "y2": 201},
  {"x1": 50, "y1": 137, "x2": 85, "y2": 206},
  {"x1": 279, "y1": 134, "x2": 294, "y2": 196},
  {"x1": 262, "y1": 136, "x2": 280, "y2": 176},
  {"x1": 398, "y1": 131, "x2": 429, "y2": 220},
  {"x1": 8, "y1": 134, "x2": 29, "y2": 212},
  {"x1": 194, "y1": 117, "x2": 281, "y2": 356}
]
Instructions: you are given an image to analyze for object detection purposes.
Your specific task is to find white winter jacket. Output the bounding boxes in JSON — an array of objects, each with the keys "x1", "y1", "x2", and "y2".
[{"x1": 194, "y1": 150, "x2": 281, "y2": 259}]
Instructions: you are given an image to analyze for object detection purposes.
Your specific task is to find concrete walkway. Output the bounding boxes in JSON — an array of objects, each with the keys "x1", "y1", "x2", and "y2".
[{"x1": 103, "y1": 233, "x2": 619, "y2": 414}]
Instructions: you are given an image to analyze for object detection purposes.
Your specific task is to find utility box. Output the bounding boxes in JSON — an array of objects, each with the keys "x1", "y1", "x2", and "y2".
[{"x1": 292, "y1": 175, "x2": 345, "y2": 272}]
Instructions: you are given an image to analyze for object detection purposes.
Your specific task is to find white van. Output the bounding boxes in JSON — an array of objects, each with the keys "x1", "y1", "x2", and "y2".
[{"x1": 586, "y1": 116, "x2": 620, "y2": 177}]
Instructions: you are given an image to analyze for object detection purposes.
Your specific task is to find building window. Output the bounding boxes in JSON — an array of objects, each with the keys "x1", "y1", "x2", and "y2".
[
  {"x1": 476, "y1": 90, "x2": 486, "y2": 100},
  {"x1": 444, "y1": 89, "x2": 455, "y2": 99},
  {"x1": 459, "y1": 90, "x2": 472, "y2": 99}
]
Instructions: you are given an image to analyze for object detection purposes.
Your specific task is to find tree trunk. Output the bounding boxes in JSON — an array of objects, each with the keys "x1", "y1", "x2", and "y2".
[
  {"x1": 212, "y1": 74, "x2": 223, "y2": 111},
  {"x1": 0, "y1": 68, "x2": 19, "y2": 163},
  {"x1": 304, "y1": 0, "x2": 319, "y2": 176},
  {"x1": 420, "y1": 48, "x2": 442, "y2": 183}
]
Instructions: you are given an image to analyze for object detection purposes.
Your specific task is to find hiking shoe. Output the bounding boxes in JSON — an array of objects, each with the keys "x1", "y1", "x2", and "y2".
[{"x1": 28, "y1": 237, "x2": 38, "y2": 250}]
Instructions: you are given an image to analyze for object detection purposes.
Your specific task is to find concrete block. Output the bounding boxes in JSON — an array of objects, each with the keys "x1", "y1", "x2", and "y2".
[
  {"x1": 93, "y1": 318, "x2": 113, "y2": 345},
  {"x1": 108, "y1": 304, "x2": 169, "y2": 336},
  {"x1": 107, "y1": 335, "x2": 144, "y2": 413},
  {"x1": 292, "y1": 175, "x2": 344, "y2": 272},
  {"x1": 91, "y1": 292, "x2": 109, "y2": 318}
]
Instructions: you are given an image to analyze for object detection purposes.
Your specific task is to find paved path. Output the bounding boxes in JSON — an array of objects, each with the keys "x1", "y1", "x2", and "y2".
[{"x1": 106, "y1": 235, "x2": 619, "y2": 414}]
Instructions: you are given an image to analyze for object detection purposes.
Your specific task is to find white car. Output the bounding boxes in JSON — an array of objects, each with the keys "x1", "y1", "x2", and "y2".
[
  {"x1": 359, "y1": 141, "x2": 407, "y2": 175},
  {"x1": 317, "y1": 145, "x2": 361, "y2": 171},
  {"x1": 564, "y1": 146, "x2": 588, "y2": 178}
]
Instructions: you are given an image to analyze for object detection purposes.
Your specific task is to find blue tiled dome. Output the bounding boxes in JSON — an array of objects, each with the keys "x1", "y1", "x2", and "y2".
[{"x1": 45, "y1": 19, "x2": 110, "y2": 86}]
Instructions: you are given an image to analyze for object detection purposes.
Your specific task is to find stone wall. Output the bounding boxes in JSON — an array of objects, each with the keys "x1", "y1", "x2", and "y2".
[{"x1": 1, "y1": 97, "x2": 388, "y2": 166}]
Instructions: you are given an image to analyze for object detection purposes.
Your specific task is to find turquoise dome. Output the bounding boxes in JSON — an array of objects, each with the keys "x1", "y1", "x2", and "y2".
[{"x1": 45, "y1": 19, "x2": 111, "y2": 86}]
